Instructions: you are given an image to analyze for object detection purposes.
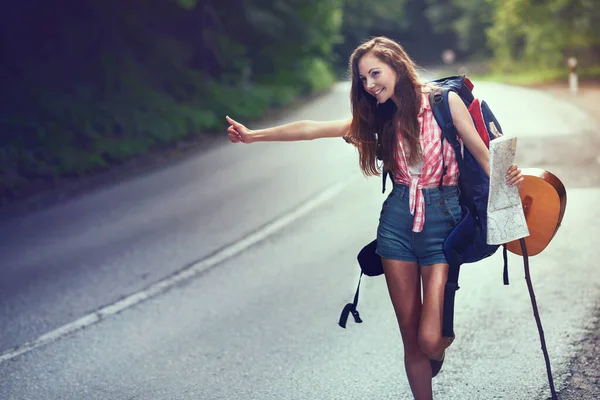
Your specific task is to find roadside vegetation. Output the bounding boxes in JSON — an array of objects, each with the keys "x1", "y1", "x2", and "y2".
[{"x1": 1, "y1": 0, "x2": 598, "y2": 201}]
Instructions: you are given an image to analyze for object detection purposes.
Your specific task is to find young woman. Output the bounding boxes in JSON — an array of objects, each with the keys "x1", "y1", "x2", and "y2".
[{"x1": 226, "y1": 36, "x2": 523, "y2": 400}]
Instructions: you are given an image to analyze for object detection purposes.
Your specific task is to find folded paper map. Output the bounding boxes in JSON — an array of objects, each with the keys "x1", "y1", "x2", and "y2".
[{"x1": 487, "y1": 134, "x2": 530, "y2": 245}]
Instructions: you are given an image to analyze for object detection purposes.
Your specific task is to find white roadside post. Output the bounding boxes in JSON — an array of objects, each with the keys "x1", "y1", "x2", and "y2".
[
  {"x1": 441, "y1": 49, "x2": 458, "y2": 75},
  {"x1": 442, "y1": 49, "x2": 456, "y2": 66},
  {"x1": 568, "y1": 57, "x2": 578, "y2": 95}
]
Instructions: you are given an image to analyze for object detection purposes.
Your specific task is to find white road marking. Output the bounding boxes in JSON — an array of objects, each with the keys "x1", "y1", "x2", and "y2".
[{"x1": 0, "y1": 175, "x2": 358, "y2": 364}]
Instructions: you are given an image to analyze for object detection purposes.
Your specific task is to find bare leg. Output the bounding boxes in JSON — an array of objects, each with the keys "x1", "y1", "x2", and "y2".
[
  {"x1": 419, "y1": 263, "x2": 453, "y2": 361},
  {"x1": 382, "y1": 258, "x2": 432, "y2": 400}
]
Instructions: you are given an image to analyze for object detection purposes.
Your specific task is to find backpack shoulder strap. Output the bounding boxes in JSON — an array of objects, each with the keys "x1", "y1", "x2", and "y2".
[{"x1": 428, "y1": 88, "x2": 463, "y2": 164}]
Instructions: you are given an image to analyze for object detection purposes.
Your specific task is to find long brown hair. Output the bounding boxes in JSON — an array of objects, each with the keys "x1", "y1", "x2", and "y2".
[{"x1": 347, "y1": 37, "x2": 424, "y2": 176}]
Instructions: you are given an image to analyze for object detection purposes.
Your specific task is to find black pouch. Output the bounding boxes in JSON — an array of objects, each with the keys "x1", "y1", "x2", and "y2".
[{"x1": 338, "y1": 239, "x2": 383, "y2": 328}]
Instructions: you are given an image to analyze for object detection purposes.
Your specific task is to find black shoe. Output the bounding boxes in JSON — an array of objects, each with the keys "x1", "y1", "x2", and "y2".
[{"x1": 430, "y1": 352, "x2": 445, "y2": 378}]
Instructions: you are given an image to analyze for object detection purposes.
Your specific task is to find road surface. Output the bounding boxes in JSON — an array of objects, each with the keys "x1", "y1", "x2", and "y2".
[{"x1": 1, "y1": 77, "x2": 599, "y2": 399}]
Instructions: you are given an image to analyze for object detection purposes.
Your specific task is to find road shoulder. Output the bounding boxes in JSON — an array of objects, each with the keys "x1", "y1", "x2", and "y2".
[{"x1": 532, "y1": 81, "x2": 600, "y2": 400}]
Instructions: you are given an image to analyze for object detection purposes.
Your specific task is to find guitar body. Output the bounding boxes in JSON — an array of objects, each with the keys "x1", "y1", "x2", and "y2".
[{"x1": 505, "y1": 168, "x2": 567, "y2": 256}]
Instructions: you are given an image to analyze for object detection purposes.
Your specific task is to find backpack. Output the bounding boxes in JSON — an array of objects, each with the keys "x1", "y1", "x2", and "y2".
[
  {"x1": 338, "y1": 75, "x2": 509, "y2": 337},
  {"x1": 428, "y1": 75, "x2": 509, "y2": 337}
]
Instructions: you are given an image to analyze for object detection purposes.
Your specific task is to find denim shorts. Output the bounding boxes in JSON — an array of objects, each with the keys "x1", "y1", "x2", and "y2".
[{"x1": 376, "y1": 184, "x2": 462, "y2": 266}]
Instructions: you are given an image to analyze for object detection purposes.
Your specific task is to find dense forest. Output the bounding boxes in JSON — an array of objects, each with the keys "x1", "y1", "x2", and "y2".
[{"x1": 1, "y1": 0, "x2": 598, "y2": 200}]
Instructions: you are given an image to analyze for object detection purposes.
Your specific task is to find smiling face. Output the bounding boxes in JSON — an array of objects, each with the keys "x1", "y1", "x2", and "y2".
[
  {"x1": 348, "y1": 37, "x2": 424, "y2": 176},
  {"x1": 357, "y1": 52, "x2": 398, "y2": 105}
]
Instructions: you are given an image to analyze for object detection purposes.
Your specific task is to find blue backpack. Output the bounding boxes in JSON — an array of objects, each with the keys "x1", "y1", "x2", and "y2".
[
  {"x1": 339, "y1": 75, "x2": 509, "y2": 337},
  {"x1": 428, "y1": 75, "x2": 508, "y2": 337}
]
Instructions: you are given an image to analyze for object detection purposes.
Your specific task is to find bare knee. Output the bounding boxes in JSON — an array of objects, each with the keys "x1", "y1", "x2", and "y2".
[{"x1": 417, "y1": 330, "x2": 445, "y2": 358}]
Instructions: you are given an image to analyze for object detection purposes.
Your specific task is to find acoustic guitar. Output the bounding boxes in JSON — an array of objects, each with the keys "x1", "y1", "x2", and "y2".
[{"x1": 505, "y1": 168, "x2": 567, "y2": 256}]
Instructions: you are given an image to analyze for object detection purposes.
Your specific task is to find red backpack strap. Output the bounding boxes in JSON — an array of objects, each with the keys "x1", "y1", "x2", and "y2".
[{"x1": 467, "y1": 98, "x2": 490, "y2": 147}]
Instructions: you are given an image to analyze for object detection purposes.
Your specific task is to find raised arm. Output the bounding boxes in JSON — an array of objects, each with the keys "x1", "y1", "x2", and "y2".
[{"x1": 226, "y1": 116, "x2": 351, "y2": 144}]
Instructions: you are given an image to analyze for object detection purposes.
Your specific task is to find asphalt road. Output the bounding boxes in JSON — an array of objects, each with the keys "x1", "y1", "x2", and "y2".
[{"x1": 1, "y1": 77, "x2": 599, "y2": 400}]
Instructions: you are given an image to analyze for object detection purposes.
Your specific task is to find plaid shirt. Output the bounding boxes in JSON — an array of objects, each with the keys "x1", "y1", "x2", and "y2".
[{"x1": 392, "y1": 94, "x2": 462, "y2": 233}]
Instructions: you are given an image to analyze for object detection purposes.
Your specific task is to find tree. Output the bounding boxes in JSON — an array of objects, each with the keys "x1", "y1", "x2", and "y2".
[
  {"x1": 337, "y1": 0, "x2": 457, "y2": 67},
  {"x1": 487, "y1": 0, "x2": 600, "y2": 71},
  {"x1": 425, "y1": 0, "x2": 497, "y2": 59}
]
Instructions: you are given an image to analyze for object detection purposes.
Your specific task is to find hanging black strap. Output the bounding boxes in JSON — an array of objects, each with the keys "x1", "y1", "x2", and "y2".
[
  {"x1": 519, "y1": 238, "x2": 557, "y2": 399},
  {"x1": 382, "y1": 170, "x2": 389, "y2": 194},
  {"x1": 338, "y1": 272, "x2": 364, "y2": 328},
  {"x1": 376, "y1": 131, "x2": 391, "y2": 194},
  {"x1": 503, "y1": 244, "x2": 509, "y2": 285},
  {"x1": 442, "y1": 262, "x2": 460, "y2": 338}
]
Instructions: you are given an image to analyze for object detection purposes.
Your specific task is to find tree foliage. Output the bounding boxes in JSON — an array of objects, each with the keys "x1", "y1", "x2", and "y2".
[
  {"x1": 487, "y1": 0, "x2": 600, "y2": 71},
  {"x1": 337, "y1": 0, "x2": 457, "y2": 67},
  {"x1": 0, "y1": 0, "x2": 343, "y2": 198},
  {"x1": 425, "y1": 0, "x2": 496, "y2": 58},
  {"x1": 1, "y1": 0, "x2": 599, "y2": 200}
]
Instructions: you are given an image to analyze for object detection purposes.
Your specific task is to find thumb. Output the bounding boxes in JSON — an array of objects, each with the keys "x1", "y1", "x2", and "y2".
[{"x1": 226, "y1": 116, "x2": 242, "y2": 128}]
